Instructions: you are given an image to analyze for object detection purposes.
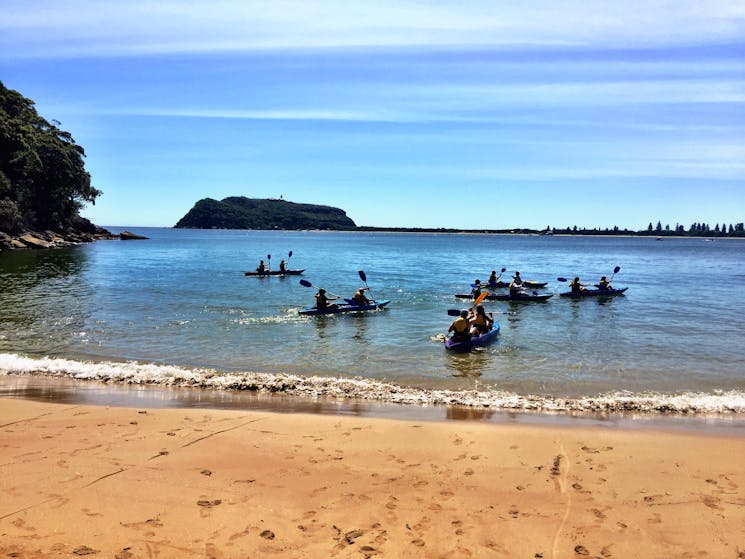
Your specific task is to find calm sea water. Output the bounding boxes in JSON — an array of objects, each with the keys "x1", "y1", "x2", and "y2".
[{"x1": 1, "y1": 228, "x2": 744, "y2": 414}]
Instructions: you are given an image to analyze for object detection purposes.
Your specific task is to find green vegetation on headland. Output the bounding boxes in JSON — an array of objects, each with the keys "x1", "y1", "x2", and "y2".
[
  {"x1": 0, "y1": 81, "x2": 112, "y2": 250},
  {"x1": 175, "y1": 196, "x2": 357, "y2": 230}
]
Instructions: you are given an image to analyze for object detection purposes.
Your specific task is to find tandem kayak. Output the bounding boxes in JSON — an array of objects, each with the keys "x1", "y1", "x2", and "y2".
[
  {"x1": 445, "y1": 323, "x2": 500, "y2": 352},
  {"x1": 559, "y1": 287, "x2": 628, "y2": 298},
  {"x1": 471, "y1": 281, "x2": 510, "y2": 289},
  {"x1": 245, "y1": 269, "x2": 305, "y2": 276},
  {"x1": 455, "y1": 292, "x2": 553, "y2": 302},
  {"x1": 298, "y1": 300, "x2": 391, "y2": 316},
  {"x1": 470, "y1": 280, "x2": 547, "y2": 289}
]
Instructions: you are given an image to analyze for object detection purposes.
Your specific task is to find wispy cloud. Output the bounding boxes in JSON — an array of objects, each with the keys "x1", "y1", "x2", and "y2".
[{"x1": 2, "y1": 0, "x2": 744, "y2": 58}]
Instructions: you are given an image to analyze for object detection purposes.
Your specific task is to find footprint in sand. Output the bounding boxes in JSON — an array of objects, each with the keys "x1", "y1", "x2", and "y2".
[
  {"x1": 197, "y1": 499, "x2": 222, "y2": 508},
  {"x1": 72, "y1": 546, "x2": 99, "y2": 556},
  {"x1": 551, "y1": 455, "x2": 562, "y2": 476}
]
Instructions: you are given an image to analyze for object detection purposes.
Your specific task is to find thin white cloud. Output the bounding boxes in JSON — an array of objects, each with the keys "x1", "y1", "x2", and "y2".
[{"x1": 2, "y1": 0, "x2": 744, "y2": 58}]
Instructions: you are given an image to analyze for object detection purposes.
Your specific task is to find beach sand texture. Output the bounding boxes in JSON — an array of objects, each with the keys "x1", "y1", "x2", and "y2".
[{"x1": 1, "y1": 398, "x2": 744, "y2": 558}]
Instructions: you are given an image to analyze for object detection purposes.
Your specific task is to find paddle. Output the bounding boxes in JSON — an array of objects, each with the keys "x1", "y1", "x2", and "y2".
[
  {"x1": 298, "y1": 279, "x2": 343, "y2": 300},
  {"x1": 357, "y1": 270, "x2": 377, "y2": 304},
  {"x1": 266, "y1": 253, "x2": 271, "y2": 271},
  {"x1": 495, "y1": 267, "x2": 507, "y2": 282},
  {"x1": 287, "y1": 250, "x2": 293, "y2": 266},
  {"x1": 608, "y1": 265, "x2": 621, "y2": 282},
  {"x1": 473, "y1": 290, "x2": 489, "y2": 306}
]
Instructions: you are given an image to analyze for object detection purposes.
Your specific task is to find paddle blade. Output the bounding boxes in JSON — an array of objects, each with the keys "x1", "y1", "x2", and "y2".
[
  {"x1": 557, "y1": 277, "x2": 568, "y2": 282},
  {"x1": 474, "y1": 291, "x2": 489, "y2": 306},
  {"x1": 447, "y1": 309, "x2": 462, "y2": 316},
  {"x1": 613, "y1": 266, "x2": 621, "y2": 273},
  {"x1": 501, "y1": 267, "x2": 506, "y2": 272},
  {"x1": 288, "y1": 250, "x2": 293, "y2": 258},
  {"x1": 299, "y1": 279, "x2": 312, "y2": 287},
  {"x1": 358, "y1": 270, "x2": 367, "y2": 282}
]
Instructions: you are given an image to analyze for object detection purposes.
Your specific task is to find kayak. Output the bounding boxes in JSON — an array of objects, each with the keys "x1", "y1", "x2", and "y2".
[
  {"x1": 445, "y1": 323, "x2": 500, "y2": 352},
  {"x1": 471, "y1": 281, "x2": 510, "y2": 289},
  {"x1": 470, "y1": 280, "x2": 547, "y2": 289},
  {"x1": 245, "y1": 269, "x2": 305, "y2": 276},
  {"x1": 298, "y1": 300, "x2": 391, "y2": 316},
  {"x1": 455, "y1": 292, "x2": 553, "y2": 302},
  {"x1": 559, "y1": 287, "x2": 628, "y2": 298}
]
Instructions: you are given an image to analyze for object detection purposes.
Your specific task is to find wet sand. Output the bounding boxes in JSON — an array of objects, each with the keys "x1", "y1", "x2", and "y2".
[{"x1": 2, "y1": 397, "x2": 745, "y2": 558}]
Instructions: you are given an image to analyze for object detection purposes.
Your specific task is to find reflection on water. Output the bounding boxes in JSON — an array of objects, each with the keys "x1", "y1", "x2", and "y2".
[
  {"x1": 446, "y1": 405, "x2": 495, "y2": 420},
  {"x1": 0, "y1": 247, "x2": 91, "y2": 352},
  {"x1": 445, "y1": 346, "x2": 492, "y2": 378}
]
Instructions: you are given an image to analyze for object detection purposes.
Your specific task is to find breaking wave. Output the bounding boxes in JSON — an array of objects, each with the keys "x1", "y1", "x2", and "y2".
[{"x1": 1, "y1": 353, "x2": 744, "y2": 415}]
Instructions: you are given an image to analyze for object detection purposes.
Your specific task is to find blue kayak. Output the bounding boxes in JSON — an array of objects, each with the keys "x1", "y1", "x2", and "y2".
[
  {"x1": 445, "y1": 323, "x2": 500, "y2": 352},
  {"x1": 299, "y1": 300, "x2": 391, "y2": 316},
  {"x1": 559, "y1": 287, "x2": 628, "y2": 298}
]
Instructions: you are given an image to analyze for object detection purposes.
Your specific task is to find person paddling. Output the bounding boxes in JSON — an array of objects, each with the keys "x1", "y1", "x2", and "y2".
[
  {"x1": 569, "y1": 277, "x2": 586, "y2": 294},
  {"x1": 469, "y1": 305, "x2": 493, "y2": 336},
  {"x1": 598, "y1": 275, "x2": 611, "y2": 291},
  {"x1": 256, "y1": 260, "x2": 266, "y2": 274},
  {"x1": 471, "y1": 280, "x2": 483, "y2": 300},
  {"x1": 448, "y1": 310, "x2": 471, "y2": 342},
  {"x1": 351, "y1": 287, "x2": 370, "y2": 306},
  {"x1": 315, "y1": 288, "x2": 339, "y2": 310}
]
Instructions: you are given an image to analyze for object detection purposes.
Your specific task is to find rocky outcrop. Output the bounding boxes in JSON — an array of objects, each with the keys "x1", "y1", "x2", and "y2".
[
  {"x1": 119, "y1": 230, "x2": 149, "y2": 240},
  {"x1": 0, "y1": 227, "x2": 117, "y2": 251}
]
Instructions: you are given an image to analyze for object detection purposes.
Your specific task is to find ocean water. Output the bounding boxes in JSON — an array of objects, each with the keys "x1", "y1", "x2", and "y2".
[{"x1": 1, "y1": 228, "x2": 744, "y2": 415}]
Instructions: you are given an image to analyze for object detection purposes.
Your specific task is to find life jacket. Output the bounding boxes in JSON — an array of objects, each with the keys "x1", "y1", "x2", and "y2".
[{"x1": 452, "y1": 317, "x2": 469, "y2": 333}]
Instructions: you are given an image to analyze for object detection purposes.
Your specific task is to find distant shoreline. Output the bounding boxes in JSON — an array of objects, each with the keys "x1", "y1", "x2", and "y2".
[{"x1": 105, "y1": 225, "x2": 745, "y2": 239}]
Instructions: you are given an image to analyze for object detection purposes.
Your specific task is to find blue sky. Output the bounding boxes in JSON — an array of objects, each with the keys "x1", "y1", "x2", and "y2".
[{"x1": 1, "y1": 1, "x2": 744, "y2": 230}]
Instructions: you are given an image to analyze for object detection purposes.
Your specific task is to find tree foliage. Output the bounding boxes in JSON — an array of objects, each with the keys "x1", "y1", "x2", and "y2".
[{"x1": 0, "y1": 81, "x2": 101, "y2": 233}]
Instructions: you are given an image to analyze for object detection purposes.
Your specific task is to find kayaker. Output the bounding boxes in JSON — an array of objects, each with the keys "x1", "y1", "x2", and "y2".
[
  {"x1": 315, "y1": 288, "x2": 338, "y2": 310},
  {"x1": 569, "y1": 277, "x2": 586, "y2": 294},
  {"x1": 509, "y1": 279, "x2": 524, "y2": 296},
  {"x1": 351, "y1": 287, "x2": 370, "y2": 306},
  {"x1": 512, "y1": 271, "x2": 523, "y2": 286},
  {"x1": 471, "y1": 280, "x2": 483, "y2": 300},
  {"x1": 448, "y1": 310, "x2": 471, "y2": 342},
  {"x1": 279, "y1": 260, "x2": 286, "y2": 273},
  {"x1": 469, "y1": 305, "x2": 493, "y2": 335},
  {"x1": 598, "y1": 276, "x2": 611, "y2": 291},
  {"x1": 488, "y1": 270, "x2": 498, "y2": 286},
  {"x1": 256, "y1": 260, "x2": 266, "y2": 274}
]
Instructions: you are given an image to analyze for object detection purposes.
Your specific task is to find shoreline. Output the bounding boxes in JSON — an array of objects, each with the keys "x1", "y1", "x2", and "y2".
[
  {"x1": 2, "y1": 374, "x2": 745, "y2": 437},
  {"x1": 1, "y1": 397, "x2": 744, "y2": 558}
]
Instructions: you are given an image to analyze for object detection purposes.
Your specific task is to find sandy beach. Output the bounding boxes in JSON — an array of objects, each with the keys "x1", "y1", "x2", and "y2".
[{"x1": 1, "y1": 397, "x2": 744, "y2": 558}]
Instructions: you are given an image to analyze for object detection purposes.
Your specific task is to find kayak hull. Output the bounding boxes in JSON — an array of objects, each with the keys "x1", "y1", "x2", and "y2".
[
  {"x1": 445, "y1": 323, "x2": 500, "y2": 352},
  {"x1": 455, "y1": 293, "x2": 553, "y2": 302},
  {"x1": 559, "y1": 287, "x2": 628, "y2": 298},
  {"x1": 245, "y1": 269, "x2": 305, "y2": 276},
  {"x1": 299, "y1": 300, "x2": 391, "y2": 316}
]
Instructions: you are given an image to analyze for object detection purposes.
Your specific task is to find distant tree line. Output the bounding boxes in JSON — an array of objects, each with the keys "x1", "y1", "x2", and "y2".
[
  {"x1": 0, "y1": 81, "x2": 101, "y2": 234},
  {"x1": 545, "y1": 222, "x2": 744, "y2": 238}
]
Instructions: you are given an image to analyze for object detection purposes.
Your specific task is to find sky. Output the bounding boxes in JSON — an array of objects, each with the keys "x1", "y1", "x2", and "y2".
[{"x1": 1, "y1": 1, "x2": 744, "y2": 230}]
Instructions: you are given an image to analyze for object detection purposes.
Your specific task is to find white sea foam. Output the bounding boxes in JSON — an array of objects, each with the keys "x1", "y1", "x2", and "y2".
[{"x1": 1, "y1": 353, "x2": 744, "y2": 415}]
